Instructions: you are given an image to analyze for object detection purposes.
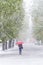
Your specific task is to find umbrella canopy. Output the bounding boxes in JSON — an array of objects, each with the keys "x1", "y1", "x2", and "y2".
[{"x1": 16, "y1": 41, "x2": 23, "y2": 44}]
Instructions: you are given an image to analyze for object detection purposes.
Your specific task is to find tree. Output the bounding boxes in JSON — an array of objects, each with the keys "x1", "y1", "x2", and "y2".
[
  {"x1": 0, "y1": 0, "x2": 24, "y2": 42},
  {"x1": 31, "y1": 0, "x2": 43, "y2": 41}
]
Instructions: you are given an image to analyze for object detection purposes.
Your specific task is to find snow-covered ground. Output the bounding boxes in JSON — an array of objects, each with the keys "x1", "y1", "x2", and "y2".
[{"x1": 0, "y1": 43, "x2": 43, "y2": 65}]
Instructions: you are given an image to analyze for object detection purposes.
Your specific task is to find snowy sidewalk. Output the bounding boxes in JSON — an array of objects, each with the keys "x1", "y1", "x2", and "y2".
[
  {"x1": 0, "y1": 43, "x2": 43, "y2": 65},
  {"x1": 0, "y1": 43, "x2": 43, "y2": 57},
  {"x1": 0, "y1": 44, "x2": 19, "y2": 56}
]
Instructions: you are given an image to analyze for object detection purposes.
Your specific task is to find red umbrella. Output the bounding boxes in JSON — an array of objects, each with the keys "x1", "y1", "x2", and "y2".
[{"x1": 16, "y1": 41, "x2": 23, "y2": 44}]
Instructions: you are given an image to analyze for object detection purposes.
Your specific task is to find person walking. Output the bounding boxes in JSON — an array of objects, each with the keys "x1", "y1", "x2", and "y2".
[{"x1": 16, "y1": 41, "x2": 23, "y2": 55}]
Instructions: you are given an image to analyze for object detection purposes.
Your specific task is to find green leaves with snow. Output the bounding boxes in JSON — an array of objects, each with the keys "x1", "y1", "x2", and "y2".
[{"x1": 0, "y1": 0, "x2": 24, "y2": 42}]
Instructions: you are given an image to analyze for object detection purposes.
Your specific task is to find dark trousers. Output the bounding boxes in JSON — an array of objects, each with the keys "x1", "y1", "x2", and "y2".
[{"x1": 19, "y1": 48, "x2": 22, "y2": 55}]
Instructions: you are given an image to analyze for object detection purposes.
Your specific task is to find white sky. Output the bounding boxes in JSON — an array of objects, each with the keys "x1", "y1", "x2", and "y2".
[{"x1": 23, "y1": 0, "x2": 33, "y2": 13}]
